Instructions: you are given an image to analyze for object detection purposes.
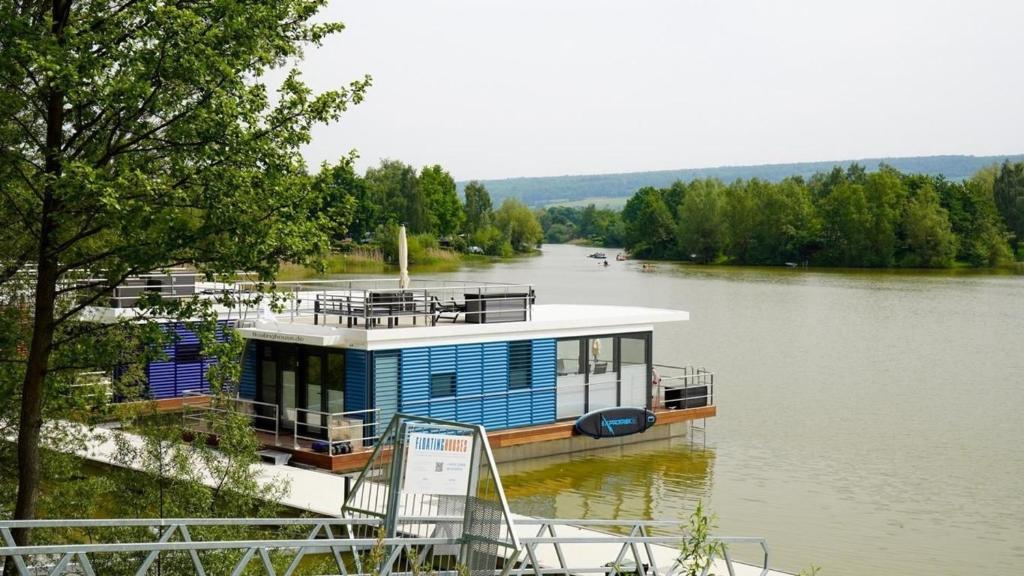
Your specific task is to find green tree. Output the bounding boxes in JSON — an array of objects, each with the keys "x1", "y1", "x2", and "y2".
[
  {"x1": 313, "y1": 155, "x2": 361, "y2": 246},
  {"x1": 364, "y1": 159, "x2": 427, "y2": 232},
  {"x1": 418, "y1": 164, "x2": 464, "y2": 236},
  {"x1": 862, "y1": 167, "x2": 907, "y2": 267},
  {"x1": 676, "y1": 179, "x2": 727, "y2": 263},
  {"x1": 544, "y1": 222, "x2": 576, "y2": 243},
  {"x1": 993, "y1": 161, "x2": 1024, "y2": 256},
  {"x1": 723, "y1": 179, "x2": 759, "y2": 263},
  {"x1": 471, "y1": 225, "x2": 511, "y2": 257},
  {"x1": 0, "y1": 0, "x2": 367, "y2": 553},
  {"x1": 900, "y1": 185, "x2": 957, "y2": 267},
  {"x1": 494, "y1": 198, "x2": 543, "y2": 252},
  {"x1": 818, "y1": 180, "x2": 873, "y2": 266},
  {"x1": 463, "y1": 181, "x2": 493, "y2": 235},
  {"x1": 960, "y1": 171, "x2": 1013, "y2": 266},
  {"x1": 621, "y1": 187, "x2": 676, "y2": 258}
]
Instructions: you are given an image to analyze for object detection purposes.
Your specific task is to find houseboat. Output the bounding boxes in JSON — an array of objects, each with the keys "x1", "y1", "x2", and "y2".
[{"x1": 89, "y1": 274, "x2": 715, "y2": 471}]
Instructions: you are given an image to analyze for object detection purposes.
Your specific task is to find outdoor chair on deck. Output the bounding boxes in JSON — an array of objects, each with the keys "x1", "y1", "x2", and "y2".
[{"x1": 430, "y1": 295, "x2": 465, "y2": 324}]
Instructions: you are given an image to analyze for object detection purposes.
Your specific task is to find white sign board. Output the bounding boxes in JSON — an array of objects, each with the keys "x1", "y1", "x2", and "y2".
[{"x1": 403, "y1": 432, "x2": 473, "y2": 495}]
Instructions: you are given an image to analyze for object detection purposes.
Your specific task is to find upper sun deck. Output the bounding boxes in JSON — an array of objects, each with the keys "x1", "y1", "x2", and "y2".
[
  {"x1": 238, "y1": 301, "x2": 689, "y2": 351},
  {"x1": 81, "y1": 275, "x2": 689, "y2": 349}
]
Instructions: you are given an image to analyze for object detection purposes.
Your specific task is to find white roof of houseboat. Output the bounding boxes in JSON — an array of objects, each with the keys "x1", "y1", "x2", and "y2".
[{"x1": 238, "y1": 304, "x2": 689, "y2": 351}]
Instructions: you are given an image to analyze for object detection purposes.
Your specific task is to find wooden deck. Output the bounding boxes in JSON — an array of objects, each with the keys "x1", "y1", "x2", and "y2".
[{"x1": 252, "y1": 404, "x2": 716, "y2": 472}]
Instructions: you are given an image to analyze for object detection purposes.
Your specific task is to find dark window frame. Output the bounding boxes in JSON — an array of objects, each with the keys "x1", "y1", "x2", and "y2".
[
  {"x1": 175, "y1": 342, "x2": 202, "y2": 363},
  {"x1": 509, "y1": 341, "x2": 532, "y2": 390},
  {"x1": 430, "y1": 372, "x2": 457, "y2": 398}
]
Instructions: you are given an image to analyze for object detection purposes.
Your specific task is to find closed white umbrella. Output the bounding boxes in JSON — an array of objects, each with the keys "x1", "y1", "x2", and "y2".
[{"x1": 398, "y1": 224, "x2": 410, "y2": 289}]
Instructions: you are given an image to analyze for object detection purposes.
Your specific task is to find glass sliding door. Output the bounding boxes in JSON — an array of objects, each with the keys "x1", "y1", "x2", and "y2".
[
  {"x1": 556, "y1": 339, "x2": 585, "y2": 419},
  {"x1": 304, "y1": 352, "x2": 324, "y2": 434},
  {"x1": 257, "y1": 344, "x2": 277, "y2": 431},
  {"x1": 619, "y1": 334, "x2": 649, "y2": 408},
  {"x1": 587, "y1": 336, "x2": 616, "y2": 410},
  {"x1": 278, "y1": 346, "x2": 298, "y2": 432},
  {"x1": 326, "y1": 352, "x2": 345, "y2": 414}
]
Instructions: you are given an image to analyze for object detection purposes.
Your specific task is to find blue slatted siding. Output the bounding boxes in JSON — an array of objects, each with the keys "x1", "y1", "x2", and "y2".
[
  {"x1": 142, "y1": 321, "x2": 233, "y2": 400},
  {"x1": 428, "y1": 346, "x2": 458, "y2": 420},
  {"x1": 239, "y1": 341, "x2": 258, "y2": 399},
  {"x1": 400, "y1": 348, "x2": 430, "y2": 418},
  {"x1": 172, "y1": 325, "x2": 204, "y2": 397},
  {"x1": 175, "y1": 362, "x2": 204, "y2": 396},
  {"x1": 345, "y1": 350, "x2": 367, "y2": 412},
  {"x1": 456, "y1": 344, "x2": 483, "y2": 425},
  {"x1": 345, "y1": 349, "x2": 370, "y2": 443},
  {"x1": 374, "y1": 351, "x2": 400, "y2": 433},
  {"x1": 531, "y1": 339, "x2": 556, "y2": 424},
  {"x1": 375, "y1": 338, "x2": 559, "y2": 432},
  {"x1": 147, "y1": 361, "x2": 176, "y2": 399},
  {"x1": 481, "y1": 343, "x2": 509, "y2": 429},
  {"x1": 507, "y1": 341, "x2": 532, "y2": 427}
]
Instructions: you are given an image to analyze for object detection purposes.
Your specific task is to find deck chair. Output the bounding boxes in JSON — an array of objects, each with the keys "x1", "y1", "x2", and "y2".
[{"x1": 430, "y1": 295, "x2": 465, "y2": 324}]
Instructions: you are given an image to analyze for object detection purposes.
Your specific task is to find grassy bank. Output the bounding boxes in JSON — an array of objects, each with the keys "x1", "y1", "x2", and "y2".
[{"x1": 278, "y1": 247, "x2": 503, "y2": 280}]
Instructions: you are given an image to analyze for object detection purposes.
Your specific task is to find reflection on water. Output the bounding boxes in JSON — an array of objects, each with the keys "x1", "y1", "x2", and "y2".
[{"x1": 499, "y1": 438, "x2": 715, "y2": 524}]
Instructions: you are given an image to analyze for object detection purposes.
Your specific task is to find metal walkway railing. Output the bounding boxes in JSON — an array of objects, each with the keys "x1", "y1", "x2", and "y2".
[{"x1": 0, "y1": 517, "x2": 771, "y2": 576}]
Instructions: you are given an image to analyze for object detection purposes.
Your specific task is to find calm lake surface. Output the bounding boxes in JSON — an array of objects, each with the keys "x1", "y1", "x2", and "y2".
[{"x1": 428, "y1": 243, "x2": 1024, "y2": 575}]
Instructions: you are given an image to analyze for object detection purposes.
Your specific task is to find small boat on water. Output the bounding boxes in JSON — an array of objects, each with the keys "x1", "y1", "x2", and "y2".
[
  {"x1": 616, "y1": 253, "x2": 627, "y2": 261},
  {"x1": 588, "y1": 252, "x2": 607, "y2": 259}
]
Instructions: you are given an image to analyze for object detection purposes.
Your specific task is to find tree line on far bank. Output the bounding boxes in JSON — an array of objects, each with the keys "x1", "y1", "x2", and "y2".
[
  {"x1": 536, "y1": 162, "x2": 1024, "y2": 268},
  {"x1": 316, "y1": 157, "x2": 542, "y2": 262}
]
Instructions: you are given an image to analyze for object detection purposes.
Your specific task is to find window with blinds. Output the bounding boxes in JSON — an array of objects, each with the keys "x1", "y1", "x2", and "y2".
[
  {"x1": 430, "y1": 372, "x2": 456, "y2": 398},
  {"x1": 509, "y1": 341, "x2": 532, "y2": 389}
]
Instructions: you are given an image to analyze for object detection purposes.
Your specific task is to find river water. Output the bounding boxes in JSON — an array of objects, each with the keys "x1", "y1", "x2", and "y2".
[{"x1": 431, "y1": 243, "x2": 1024, "y2": 575}]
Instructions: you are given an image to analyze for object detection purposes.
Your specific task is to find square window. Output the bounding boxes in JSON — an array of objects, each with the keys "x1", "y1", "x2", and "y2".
[
  {"x1": 430, "y1": 372, "x2": 456, "y2": 398},
  {"x1": 176, "y1": 343, "x2": 202, "y2": 363}
]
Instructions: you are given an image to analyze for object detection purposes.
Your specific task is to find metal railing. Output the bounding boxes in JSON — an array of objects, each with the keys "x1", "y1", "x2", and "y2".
[
  {"x1": 88, "y1": 274, "x2": 537, "y2": 330},
  {"x1": 0, "y1": 517, "x2": 771, "y2": 576},
  {"x1": 653, "y1": 366, "x2": 714, "y2": 411},
  {"x1": 514, "y1": 518, "x2": 770, "y2": 576},
  {"x1": 309, "y1": 282, "x2": 535, "y2": 329},
  {"x1": 181, "y1": 392, "x2": 280, "y2": 447},
  {"x1": 292, "y1": 407, "x2": 379, "y2": 452}
]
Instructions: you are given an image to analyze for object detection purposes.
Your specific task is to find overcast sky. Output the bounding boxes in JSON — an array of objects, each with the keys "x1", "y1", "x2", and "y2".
[{"x1": 291, "y1": 0, "x2": 1024, "y2": 180}]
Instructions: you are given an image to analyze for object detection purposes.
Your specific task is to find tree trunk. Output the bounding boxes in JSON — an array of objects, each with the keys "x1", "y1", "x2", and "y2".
[
  {"x1": 6, "y1": 0, "x2": 69, "y2": 564},
  {"x1": 9, "y1": 255, "x2": 58, "y2": 551}
]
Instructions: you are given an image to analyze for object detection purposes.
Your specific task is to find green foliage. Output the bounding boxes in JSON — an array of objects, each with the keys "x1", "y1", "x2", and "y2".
[
  {"x1": 677, "y1": 179, "x2": 727, "y2": 263},
  {"x1": 537, "y1": 204, "x2": 626, "y2": 246},
  {"x1": 900, "y1": 185, "x2": 957, "y2": 267},
  {"x1": 494, "y1": 198, "x2": 543, "y2": 252},
  {"x1": 314, "y1": 155, "x2": 361, "y2": 247},
  {"x1": 0, "y1": 0, "x2": 368, "y2": 551},
  {"x1": 471, "y1": 225, "x2": 513, "y2": 257},
  {"x1": 675, "y1": 500, "x2": 725, "y2": 576},
  {"x1": 364, "y1": 159, "x2": 427, "y2": 232},
  {"x1": 621, "y1": 187, "x2": 676, "y2": 258},
  {"x1": 607, "y1": 163, "x2": 1017, "y2": 268},
  {"x1": 994, "y1": 161, "x2": 1024, "y2": 256},
  {"x1": 463, "y1": 181, "x2": 494, "y2": 235},
  {"x1": 419, "y1": 165, "x2": 464, "y2": 237}
]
